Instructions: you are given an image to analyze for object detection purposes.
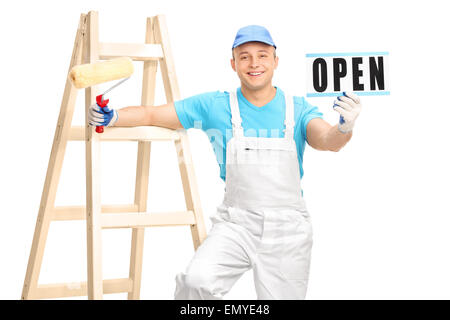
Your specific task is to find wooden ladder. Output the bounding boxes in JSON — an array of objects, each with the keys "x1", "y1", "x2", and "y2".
[{"x1": 21, "y1": 11, "x2": 207, "y2": 300}]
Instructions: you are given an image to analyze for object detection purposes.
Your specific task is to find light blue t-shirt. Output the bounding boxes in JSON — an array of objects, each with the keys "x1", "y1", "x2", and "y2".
[{"x1": 174, "y1": 87, "x2": 323, "y2": 182}]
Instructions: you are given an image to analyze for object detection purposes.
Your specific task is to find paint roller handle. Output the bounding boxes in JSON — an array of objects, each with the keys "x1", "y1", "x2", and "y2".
[
  {"x1": 88, "y1": 96, "x2": 118, "y2": 133},
  {"x1": 95, "y1": 94, "x2": 110, "y2": 133}
]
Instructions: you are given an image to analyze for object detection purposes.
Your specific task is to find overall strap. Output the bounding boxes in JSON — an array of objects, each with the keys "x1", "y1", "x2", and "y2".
[
  {"x1": 229, "y1": 89, "x2": 244, "y2": 137},
  {"x1": 284, "y1": 94, "x2": 295, "y2": 140}
]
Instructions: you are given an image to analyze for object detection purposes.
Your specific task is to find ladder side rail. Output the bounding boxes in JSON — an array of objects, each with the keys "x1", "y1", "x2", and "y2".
[{"x1": 84, "y1": 11, "x2": 104, "y2": 300}]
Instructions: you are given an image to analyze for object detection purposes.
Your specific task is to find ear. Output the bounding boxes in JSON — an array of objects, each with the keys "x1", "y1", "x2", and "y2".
[
  {"x1": 274, "y1": 56, "x2": 279, "y2": 70},
  {"x1": 230, "y1": 58, "x2": 236, "y2": 72}
]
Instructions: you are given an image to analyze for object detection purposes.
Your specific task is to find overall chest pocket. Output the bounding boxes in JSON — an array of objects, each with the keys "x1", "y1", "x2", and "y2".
[{"x1": 235, "y1": 138, "x2": 296, "y2": 166}]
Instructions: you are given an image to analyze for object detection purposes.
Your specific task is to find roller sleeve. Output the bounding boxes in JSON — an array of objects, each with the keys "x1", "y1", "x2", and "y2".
[{"x1": 69, "y1": 57, "x2": 134, "y2": 89}]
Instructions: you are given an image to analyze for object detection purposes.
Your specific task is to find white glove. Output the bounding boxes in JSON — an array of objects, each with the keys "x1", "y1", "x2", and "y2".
[
  {"x1": 88, "y1": 103, "x2": 118, "y2": 127},
  {"x1": 333, "y1": 91, "x2": 362, "y2": 133}
]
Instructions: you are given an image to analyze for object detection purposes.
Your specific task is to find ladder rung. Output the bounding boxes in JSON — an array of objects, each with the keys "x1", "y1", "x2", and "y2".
[
  {"x1": 52, "y1": 204, "x2": 139, "y2": 221},
  {"x1": 69, "y1": 126, "x2": 180, "y2": 141},
  {"x1": 101, "y1": 211, "x2": 196, "y2": 229},
  {"x1": 33, "y1": 278, "x2": 133, "y2": 299},
  {"x1": 99, "y1": 42, "x2": 164, "y2": 61}
]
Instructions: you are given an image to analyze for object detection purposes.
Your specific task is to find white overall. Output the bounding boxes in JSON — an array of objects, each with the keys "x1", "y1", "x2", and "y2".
[{"x1": 174, "y1": 89, "x2": 313, "y2": 300}]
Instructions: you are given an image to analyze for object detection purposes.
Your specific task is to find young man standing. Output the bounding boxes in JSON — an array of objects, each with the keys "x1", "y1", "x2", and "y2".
[{"x1": 88, "y1": 25, "x2": 362, "y2": 299}]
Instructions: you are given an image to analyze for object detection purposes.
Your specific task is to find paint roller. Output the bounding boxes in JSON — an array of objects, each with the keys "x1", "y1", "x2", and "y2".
[{"x1": 69, "y1": 57, "x2": 134, "y2": 133}]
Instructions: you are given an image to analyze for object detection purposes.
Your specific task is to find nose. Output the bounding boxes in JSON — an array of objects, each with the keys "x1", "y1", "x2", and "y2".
[{"x1": 249, "y1": 57, "x2": 261, "y2": 68}]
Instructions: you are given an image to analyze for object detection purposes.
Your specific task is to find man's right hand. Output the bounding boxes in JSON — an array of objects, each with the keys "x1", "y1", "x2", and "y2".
[{"x1": 88, "y1": 103, "x2": 118, "y2": 127}]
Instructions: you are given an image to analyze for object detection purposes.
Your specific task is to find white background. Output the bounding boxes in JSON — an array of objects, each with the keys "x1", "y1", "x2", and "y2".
[{"x1": 1, "y1": 0, "x2": 449, "y2": 300}]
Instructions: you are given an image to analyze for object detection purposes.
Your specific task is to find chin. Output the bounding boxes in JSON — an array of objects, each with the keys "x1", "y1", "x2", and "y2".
[
  {"x1": 241, "y1": 77, "x2": 272, "y2": 90},
  {"x1": 243, "y1": 82, "x2": 270, "y2": 91}
]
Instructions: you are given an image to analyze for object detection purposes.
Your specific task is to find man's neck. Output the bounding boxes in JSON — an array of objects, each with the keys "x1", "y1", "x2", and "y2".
[{"x1": 240, "y1": 85, "x2": 277, "y2": 107}]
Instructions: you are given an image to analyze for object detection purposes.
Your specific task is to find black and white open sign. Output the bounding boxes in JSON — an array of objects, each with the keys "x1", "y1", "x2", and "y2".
[{"x1": 306, "y1": 52, "x2": 390, "y2": 97}]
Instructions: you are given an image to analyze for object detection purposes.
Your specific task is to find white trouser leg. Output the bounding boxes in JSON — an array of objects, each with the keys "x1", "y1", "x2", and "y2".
[
  {"x1": 174, "y1": 222, "x2": 252, "y2": 300},
  {"x1": 253, "y1": 210, "x2": 313, "y2": 300},
  {"x1": 252, "y1": 249, "x2": 311, "y2": 300}
]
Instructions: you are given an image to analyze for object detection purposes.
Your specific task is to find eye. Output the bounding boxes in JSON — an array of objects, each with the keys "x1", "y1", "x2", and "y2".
[{"x1": 241, "y1": 56, "x2": 248, "y2": 60}]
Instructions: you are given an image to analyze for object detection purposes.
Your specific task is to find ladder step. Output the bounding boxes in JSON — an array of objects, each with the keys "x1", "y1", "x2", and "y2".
[
  {"x1": 99, "y1": 42, "x2": 164, "y2": 61},
  {"x1": 69, "y1": 126, "x2": 180, "y2": 141},
  {"x1": 101, "y1": 211, "x2": 196, "y2": 229},
  {"x1": 52, "y1": 204, "x2": 139, "y2": 221},
  {"x1": 32, "y1": 278, "x2": 133, "y2": 299}
]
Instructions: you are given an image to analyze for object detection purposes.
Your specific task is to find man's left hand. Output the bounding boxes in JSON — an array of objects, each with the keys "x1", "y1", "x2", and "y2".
[{"x1": 333, "y1": 91, "x2": 362, "y2": 133}]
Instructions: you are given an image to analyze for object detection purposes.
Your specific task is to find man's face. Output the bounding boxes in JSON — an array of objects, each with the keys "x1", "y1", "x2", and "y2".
[{"x1": 231, "y1": 42, "x2": 278, "y2": 91}]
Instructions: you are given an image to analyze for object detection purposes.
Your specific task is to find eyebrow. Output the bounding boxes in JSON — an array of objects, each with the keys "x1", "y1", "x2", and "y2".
[{"x1": 239, "y1": 50, "x2": 270, "y2": 56}]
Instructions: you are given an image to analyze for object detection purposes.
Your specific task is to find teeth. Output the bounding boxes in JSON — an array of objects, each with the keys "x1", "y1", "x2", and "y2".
[{"x1": 249, "y1": 72, "x2": 262, "y2": 76}]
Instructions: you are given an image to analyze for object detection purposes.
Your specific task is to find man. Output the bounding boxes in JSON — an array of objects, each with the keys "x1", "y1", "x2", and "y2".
[{"x1": 88, "y1": 25, "x2": 362, "y2": 299}]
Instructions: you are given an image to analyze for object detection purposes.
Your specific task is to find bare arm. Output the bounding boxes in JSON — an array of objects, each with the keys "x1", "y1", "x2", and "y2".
[
  {"x1": 114, "y1": 102, "x2": 184, "y2": 130},
  {"x1": 306, "y1": 118, "x2": 352, "y2": 152}
]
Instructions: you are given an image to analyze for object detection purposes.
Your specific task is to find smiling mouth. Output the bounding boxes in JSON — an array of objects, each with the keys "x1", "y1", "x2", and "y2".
[{"x1": 247, "y1": 71, "x2": 264, "y2": 77}]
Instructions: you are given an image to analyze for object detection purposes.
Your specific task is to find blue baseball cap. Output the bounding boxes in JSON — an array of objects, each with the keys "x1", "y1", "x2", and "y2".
[{"x1": 232, "y1": 25, "x2": 276, "y2": 49}]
